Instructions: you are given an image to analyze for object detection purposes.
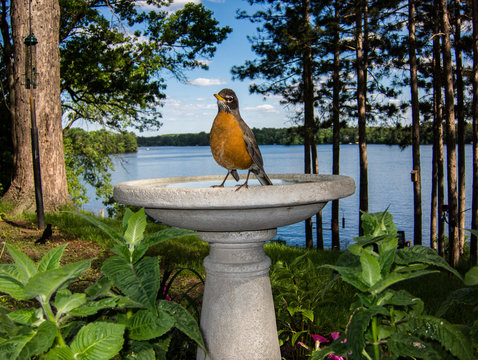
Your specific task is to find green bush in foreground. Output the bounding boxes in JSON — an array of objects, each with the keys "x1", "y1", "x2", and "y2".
[
  {"x1": 0, "y1": 208, "x2": 205, "y2": 360},
  {"x1": 310, "y1": 211, "x2": 475, "y2": 360}
]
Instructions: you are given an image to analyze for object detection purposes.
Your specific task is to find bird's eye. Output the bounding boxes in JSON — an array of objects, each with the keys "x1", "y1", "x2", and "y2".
[{"x1": 226, "y1": 96, "x2": 233, "y2": 102}]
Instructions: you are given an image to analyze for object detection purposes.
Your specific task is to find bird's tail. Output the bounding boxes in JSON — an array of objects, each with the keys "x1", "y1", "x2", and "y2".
[{"x1": 253, "y1": 168, "x2": 273, "y2": 186}]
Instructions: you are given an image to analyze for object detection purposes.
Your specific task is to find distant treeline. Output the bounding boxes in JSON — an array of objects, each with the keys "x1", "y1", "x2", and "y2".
[
  {"x1": 137, "y1": 123, "x2": 475, "y2": 147},
  {"x1": 65, "y1": 128, "x2": 138, "y2": 154}
]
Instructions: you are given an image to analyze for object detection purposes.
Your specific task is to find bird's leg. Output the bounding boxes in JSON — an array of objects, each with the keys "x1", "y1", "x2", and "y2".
[
  {"x1": 212, "y1": 171, "x2": 231, "y2": 188},
  {"x1": 235, "y1": 170, "x2": 251, "y2": 191}
]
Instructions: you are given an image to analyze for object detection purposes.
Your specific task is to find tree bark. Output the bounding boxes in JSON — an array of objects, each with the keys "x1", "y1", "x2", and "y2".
[
  {"x1": 440, "y1": 0, "x2": 459, "y2": 267},
  {"x1": 303, "y1": 0, "x2": 314, "y2": 248},
  {"x1": 471, "y1": 0, "x2": 478, "y2": 265},
  {"x1": 432, "y1": 0, "x2": 445, "y2": 255},
  {"x1": 408, "y1": 0, "x2": 422, "y2": 245},
  {"x1": 356, "y1": 0, "x2": 368, "y2": 235},
  {"x1": 5, "y1": 0, "x2": 71, "y2": 213},
  {"x1": 454, "y1": 0, "x2": 466, "y2": 255},
  {"x1": 331, "y1": 0, "x2": 341, "y2": 250}
]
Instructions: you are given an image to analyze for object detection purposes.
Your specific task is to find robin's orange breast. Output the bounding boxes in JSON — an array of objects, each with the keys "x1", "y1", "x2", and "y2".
[{"x1": 210, "y1": 112, "x2": 253, "y2": 170}]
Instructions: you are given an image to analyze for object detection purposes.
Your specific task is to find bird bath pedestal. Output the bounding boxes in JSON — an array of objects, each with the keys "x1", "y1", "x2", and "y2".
[{"x1": 114, "y1": 174, "x2": 355, "y2": 360}]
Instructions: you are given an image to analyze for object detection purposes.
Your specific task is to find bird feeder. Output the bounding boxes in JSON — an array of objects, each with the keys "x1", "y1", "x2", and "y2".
[{"x1": 24, "y1": 33, "x2": 38, "y2": 89}]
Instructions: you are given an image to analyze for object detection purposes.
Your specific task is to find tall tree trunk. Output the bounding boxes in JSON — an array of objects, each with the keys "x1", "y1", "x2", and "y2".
[
  {"x1": 471, "y1": 0, "x2": 478, "y2": 265},
  {"x1": 455, "y1": 0, "x2": 466, "y2": 255},
  {"x1": 303, "y1": 0, "x2": 314, "y2": 248},
  {"x1": 311, "y1": 136, "x2": 324, "y2": 249},
  {"x1": 331, "y1": 0, "x2": 341, "y2": 250},
  {"x1": 408, "y1": 0, "x2": 422, "y2": 245},
  {"x1": 440, "y1": 0, "x2": 460, "y2": 267},
  {"x1": 5, "y1": 0, "x2": 71, "y2": 213},
  {"x1": 432, "y1": 0, "x2": 445, "y2": 255},
  {"x1": 356, "y1": 0, "x2": 368, "y2": 235}
]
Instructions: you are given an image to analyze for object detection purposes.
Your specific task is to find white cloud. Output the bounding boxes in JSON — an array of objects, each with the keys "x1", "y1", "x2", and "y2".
[
  {"x1": 135, "y1": 0, "x2": 201, "y2": 12},
  {"x1": 244, "y1": 104, "x2": 278, "y2": 113},
  {"x1": 188, "y1": 78, "x2": 227, "y2": 86}
]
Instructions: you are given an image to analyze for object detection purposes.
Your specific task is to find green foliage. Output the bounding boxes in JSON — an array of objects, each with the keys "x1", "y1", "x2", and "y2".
[
  {"x1": 136, "y1": 123, "x2": 475, "y2": 147},
  {"x1": 60, "y1": 0, "x2": 231, "y2": 132},
  {"x1": 0, "y1": 208, "x2": 205, "y2": 359},
  {"x1": 270, "y1": 249, "x2": 351, "y2": 360},
  {"x1": 64, "y1": 128, "x2": 137, "y2": 208},
  {"x1": 311, "y1": 210, "x2": 474, "y2": 360}
]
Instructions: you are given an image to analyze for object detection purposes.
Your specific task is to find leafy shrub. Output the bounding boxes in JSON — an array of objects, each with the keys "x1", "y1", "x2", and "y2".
[
  {"x1": 311, "y1": 211, "x2": 475, "y2": 360},
  {"x1": 0, "y1": 208, "x2": 205, "y2": 359}
]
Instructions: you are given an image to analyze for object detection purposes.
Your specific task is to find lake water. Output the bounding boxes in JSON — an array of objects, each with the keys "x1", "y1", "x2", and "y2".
[{"x1": 83, "y1": 144, "x2": 475, "y2": 248}]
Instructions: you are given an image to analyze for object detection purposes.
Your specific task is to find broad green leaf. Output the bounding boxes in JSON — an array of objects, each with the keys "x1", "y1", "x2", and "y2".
[
  {"x1": 6, "y1": 245, "x2": 37, "y2": 284},
  {"x1": 45, "y1": 346, "x2": 74, "y2": 360},
  {"x1": 0, "y1": 307, "x2": 17, "y2": 335},
  {"x1": 464, "y1": 266, "x2": 478, "y2": 286},
  {"x1": 102, "y1": 256, "x2": 160, "y2": 312},
  {"x1": 122, "y1": 208, "x2": 134, "y2": 232},
  {"x1": 321, "y1": 264, "x2": 370, "y2": 292},
  {"x1": 369, "y1": 269, "x2": 438, "y2": 295},
  {"x1": 0, "y1": 269, "x2": 27, "y2": 300},
  {"x1": 69, "y1": 297, "x2": 119, "y2": 317},
  {"x1": 395, "y1": 246, "x2": 462, "y2": 279},
  {"x1": 124, "y1": 340, "x2": 155, "y2": 360},
  {"x1": 65, "y1": 211, "x2": 124, "y2": 246},
  {"x1": 7, "y1": 308, "x2": 41, "y2": 326},
  {"x1": 301, "y1": 308, "x2": 314, "y2": 323},
  {"x1": 18, "y1": 320, "x2": 57, "y2": 359},
  {"x1": 378, "y1": 248, "x2": 395, "y2": 276},
  {"x1": 347, "y1": 306, "x2": 388, "y2": 356},
  {"x1": 127, "y1": 309, "x2": 174, "y2": 341},
  {"x1": 377, "y1": 289, "x2": 418, "y2": 307},
  {"x1": 123, "y1": 208, "x2": 147, "y2": 246},
  {"x1": 410, "y1": 315, "x2": 475, "y2": 360},
  {"x1": 360, "y1": 250, "x2": 382, "y2": 286},
  {"x1": 70, "y1": 322, "x2": 125, "y2": 360},
  {"x1": 388, "y1": 333, "x2": 441, "y2": 359},
  {"x1": 0, "y1": 332, "x2": 32, "y2": 359},
  {"x1": 54, "y1": 290, "x2": 87, "y2": 319},
  {"x1": 110, "y1": 244, "x2": 132, "y2": 263},
  {"x1": 436, "y1": 287, "x2": 478, "y2": 316},
  {"x1": 24, "y1": 260, "x2": 90, "y2": 301},
  {"x1": 85, "y1": 276, "x2": 113, "y2": 298},
  {"x1": 158, "y1": 300, "x2": 205, "y2": 351},
  {"x1": 38, "y1": 244, "x2": 67, "y2": 272}
]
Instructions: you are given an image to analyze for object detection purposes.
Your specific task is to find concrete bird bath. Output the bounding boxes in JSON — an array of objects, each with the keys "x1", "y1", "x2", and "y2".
[{"x1": 114, "y1": 174, "x2": 355, "y2": 360}]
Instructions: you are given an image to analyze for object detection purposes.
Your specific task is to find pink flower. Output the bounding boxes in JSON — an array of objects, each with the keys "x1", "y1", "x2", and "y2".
[
  {"x1": 331, "y1": 332, "x2": 347, "y2": 343},
  {"x1": 311, "y1": 334, "x2": 329, "y2": 344},
  {"x1": 328, "y1": 354, "x2": 344, "y2": 360},
  {"x1": 311, "y1": 334, "x2": 328, "y2": 350}
]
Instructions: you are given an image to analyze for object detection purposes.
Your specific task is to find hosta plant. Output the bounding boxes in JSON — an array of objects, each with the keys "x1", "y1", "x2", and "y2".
[
  {"x1": 0, "y1": 208, "x2": 205, "y2": 360},
  {"x1": 311, "y1": 211, "x2": 474, "y2": 360}
]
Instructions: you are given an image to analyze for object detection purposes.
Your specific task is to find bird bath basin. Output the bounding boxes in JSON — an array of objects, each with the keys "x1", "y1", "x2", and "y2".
[{"x1": 114, "y1": 174, "x2": 355, "y2": 360}]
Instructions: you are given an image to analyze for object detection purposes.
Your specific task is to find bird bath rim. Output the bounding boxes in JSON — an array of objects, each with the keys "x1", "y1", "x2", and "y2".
[
  {"x1": 113, "y1": 173, "x2": 355, "y2": 210},
  {"x1": 113, "y1": 174, "x2": 355, "y2": 232}
]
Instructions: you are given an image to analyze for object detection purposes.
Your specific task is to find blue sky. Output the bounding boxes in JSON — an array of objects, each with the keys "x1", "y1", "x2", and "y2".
[{"x1": 141, "y1": 0, "x2": 297, "y2": 136}]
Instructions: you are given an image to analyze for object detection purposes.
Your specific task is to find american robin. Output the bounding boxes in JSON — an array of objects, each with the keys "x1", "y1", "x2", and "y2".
[{"x1": 210, "y1": 88, "x2": 272, "y2": 189}]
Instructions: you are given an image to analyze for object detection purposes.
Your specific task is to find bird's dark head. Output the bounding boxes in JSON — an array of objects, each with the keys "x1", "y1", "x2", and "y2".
[{"x1": 214, "y1": 88, "x2": 239, "y2": 113}]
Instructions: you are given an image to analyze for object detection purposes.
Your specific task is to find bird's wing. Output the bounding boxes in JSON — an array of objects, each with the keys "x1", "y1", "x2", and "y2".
[{"x1": 237, "y1": 117, "x2": 264, "y2": 168}]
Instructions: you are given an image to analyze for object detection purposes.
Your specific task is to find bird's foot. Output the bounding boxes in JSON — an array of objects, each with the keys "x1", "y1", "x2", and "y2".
[
  {"x1": 211, "y1": 184, "x2": 225, "y2": 188},
  {"x1": 235, "y1": 182, "x2": 249, "y2": 191}
]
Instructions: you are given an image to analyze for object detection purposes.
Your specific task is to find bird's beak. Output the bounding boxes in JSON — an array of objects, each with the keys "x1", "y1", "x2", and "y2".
[{"x1": 214, "y1": 94, "x2": 225, "y2": 102}]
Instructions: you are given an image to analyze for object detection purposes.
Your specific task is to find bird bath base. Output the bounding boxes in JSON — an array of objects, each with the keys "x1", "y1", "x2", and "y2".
[
  {"x1": 196, "y1": 230, "x2": 279, "y2": 360},
  {"x1": 114, "y1": 174, "x2": 355, "y2": 360}
]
